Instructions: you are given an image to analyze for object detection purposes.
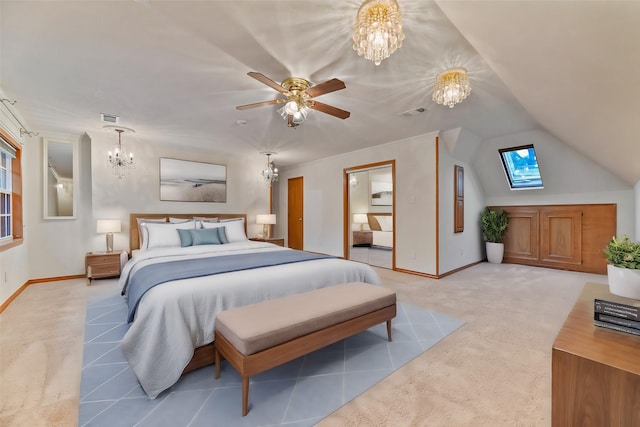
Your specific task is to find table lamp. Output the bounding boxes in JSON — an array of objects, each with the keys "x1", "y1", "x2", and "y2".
[
  {"x1": 256, "y1": 214, "x2": 276, "y2": 239},
  {"x1": 97, "y1": 219, "x2": 121, "y2": 252},
  {"x1": 353, "y1": 213, "x2": 368, "y2": 231}
]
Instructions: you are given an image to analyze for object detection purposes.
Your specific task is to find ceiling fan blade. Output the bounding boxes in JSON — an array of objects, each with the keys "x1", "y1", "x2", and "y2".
[
  {"x1": 236, "y1": 99, "x2": 283, "y2": 110},
  {"x1": 303, "y1": 78, "x2": 346, "y2": 98},
  {"x1": 247, "y1": 72, "x2": 289, "y2": 94},
  {"x1": 309, "y1": 101, "x2": 351, "y2": 119}
]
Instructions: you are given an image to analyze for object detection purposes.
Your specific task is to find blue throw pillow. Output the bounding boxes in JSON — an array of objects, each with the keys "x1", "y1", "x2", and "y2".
[
  {"x1": 177, "y1": 228, "x2": 194, "y2": 247},
  {"x1": 190, "y1": 228, "x2": 222, "y2": 245},
  {"x1": 217, "y1": 226, "x2": 229, "y2": 244}
]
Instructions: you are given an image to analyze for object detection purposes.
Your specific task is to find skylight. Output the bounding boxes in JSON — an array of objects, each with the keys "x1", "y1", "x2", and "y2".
[{"x1": 498, "y1": 144, "x2": 543, "y2": 190}]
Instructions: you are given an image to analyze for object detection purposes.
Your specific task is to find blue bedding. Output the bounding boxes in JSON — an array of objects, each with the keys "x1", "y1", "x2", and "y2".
[{"x1": 124, "y1": 250, "x2": 333, "y2": 322}]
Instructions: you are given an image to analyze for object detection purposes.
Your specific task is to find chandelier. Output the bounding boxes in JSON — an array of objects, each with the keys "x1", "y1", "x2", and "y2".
[
  {"x1": 432, "y1": 68, "x2": 472, "y2": 108},
  {"x1": 261, "y1": 152, "x2": 279, "y2": 187},
  {"x1": 353, "y1": 0, "x2": 405, "y2": 66},
  {"x1": 106, "y1": 127, "x2": 134, "y2": 179}
]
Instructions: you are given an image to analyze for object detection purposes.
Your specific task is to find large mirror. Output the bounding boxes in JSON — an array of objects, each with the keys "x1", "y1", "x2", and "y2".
[{"x1": 43, "y1": 138, "x2": 78, "y2": 219}]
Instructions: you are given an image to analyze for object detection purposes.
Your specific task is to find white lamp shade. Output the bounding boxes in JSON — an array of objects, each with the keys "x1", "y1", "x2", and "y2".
[
  {"x1": 353, "y1": 213, "x2": 368, "y2": 224},
  {"x1": 97, "y1": 219, "x2": 122, "y2": 234},
  {"x1": 256, "y1": 214, "x2": 276, "y2": 225}
]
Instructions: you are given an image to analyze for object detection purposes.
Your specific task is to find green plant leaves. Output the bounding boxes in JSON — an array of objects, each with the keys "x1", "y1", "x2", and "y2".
[
  {"x1": 604, "y1": 235, "x2": 640, "y2": 270},
  {"x1": 480, "y1": 207, "x2": 509, "y2": 243}
]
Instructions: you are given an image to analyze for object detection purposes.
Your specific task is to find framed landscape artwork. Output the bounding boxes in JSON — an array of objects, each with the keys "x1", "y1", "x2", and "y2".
[
  {"x1": 370, "y1": 181, "x2": 392, "y2": 206},
  {"x1": 159, "y1": 158, "x2": 227, "y2": 202}
]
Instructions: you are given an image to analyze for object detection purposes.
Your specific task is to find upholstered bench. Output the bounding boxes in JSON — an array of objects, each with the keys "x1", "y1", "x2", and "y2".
[{"x1": 213, "y1": 282, "x2": 397, "y2": 416}]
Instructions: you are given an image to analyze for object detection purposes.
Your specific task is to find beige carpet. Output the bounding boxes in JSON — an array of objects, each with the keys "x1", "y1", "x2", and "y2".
[{"x1": 0, "y1": 263, "x2": 607, "y2": 426}]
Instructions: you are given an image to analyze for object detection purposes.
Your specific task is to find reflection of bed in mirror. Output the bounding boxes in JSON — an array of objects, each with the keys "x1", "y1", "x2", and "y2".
[
  {"x1": 367, "y1": 213, "x2": 393, "y2": 248},
  {"x1": 122, "y1": 213, "x2": 381, "y2": 399}
]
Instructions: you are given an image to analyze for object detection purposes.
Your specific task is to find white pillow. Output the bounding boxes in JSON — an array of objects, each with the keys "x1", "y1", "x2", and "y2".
[
  {"x1": 169, "y1": 217, "x2": 191, "y2": 223},
  {"x1": 202, "y1": 219, "x2": 247, "y2": 242},
  {"x1": 136, "y1": 217, "x2": 167, "y2": 248},
  {"x1": 375, "y1": 215, "x2": 393, "y2": 232},
  {"x1": 144, "y1": 221, "x2": 198, "y2": 249}
]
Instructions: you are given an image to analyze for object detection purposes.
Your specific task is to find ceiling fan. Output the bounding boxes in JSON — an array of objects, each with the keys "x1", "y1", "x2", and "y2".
[{"x1": 236, "y1": 72, "x2": 350, "y2": 127}]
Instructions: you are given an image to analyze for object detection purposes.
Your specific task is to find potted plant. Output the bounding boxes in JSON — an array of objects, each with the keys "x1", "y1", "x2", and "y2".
[
  {"x1": 480, "y1": 207, "x2": 509, "y2": 264},
  {"x1": 603, "y1": 235, "x2": 640, "y2": 299}
]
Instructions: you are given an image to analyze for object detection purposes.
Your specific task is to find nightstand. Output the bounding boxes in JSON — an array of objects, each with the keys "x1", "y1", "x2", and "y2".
[
  {"x1": 353, "y1": 230, "x2": 373, "y2": 246},
  {"x1": 249, "y1": 237, "x2": 285, "y2": 247},
  {"x1": 85, "y1": 250, "x2": 127, "y2": 284}
]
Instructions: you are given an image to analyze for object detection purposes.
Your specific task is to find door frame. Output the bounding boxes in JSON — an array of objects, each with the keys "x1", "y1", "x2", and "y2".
[{"x1": 343, "y1": 160, "x2": 396, "y2": 269}]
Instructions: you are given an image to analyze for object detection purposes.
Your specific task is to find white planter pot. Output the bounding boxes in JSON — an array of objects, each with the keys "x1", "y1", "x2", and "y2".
[
  {"x1": 486, "y1": 242, "x2": 504, "y2": 264},
  {"x1": 607, "y1": 264, "x2": 640, "y2": 300}
]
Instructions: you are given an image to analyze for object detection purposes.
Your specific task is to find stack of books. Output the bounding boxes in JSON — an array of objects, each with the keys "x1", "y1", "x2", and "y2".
[{"x1": 594, "y1": 298, "x2": 640, "y2": 336}]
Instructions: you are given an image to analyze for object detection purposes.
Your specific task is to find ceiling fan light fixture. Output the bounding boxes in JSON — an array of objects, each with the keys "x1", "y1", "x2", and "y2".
[
  {"x1": 432, "y1": 67, "x2": 472, "y2": 108},
  {"x1": 353, "y1": 0, "x2": 405, "y2": 66},
  {"x1": 284, "y1": 99, "x2": 299, "y2": 115}
]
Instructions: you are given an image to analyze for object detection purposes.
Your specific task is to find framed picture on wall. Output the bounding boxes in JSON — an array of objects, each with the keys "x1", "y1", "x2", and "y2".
[
  {"x1": 370, "y1": 181, "x2": 392, "y2": 206},
  {"x1": 159, "y1": 158, "x2": 227, "y2": 202}
]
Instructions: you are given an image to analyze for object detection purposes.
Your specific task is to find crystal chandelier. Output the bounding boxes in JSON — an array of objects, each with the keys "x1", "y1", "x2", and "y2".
[
  {"x1": 432, "y1": 68, "x2": 472, "y2": 108},
  {"x1": 261, "y1": 152, "x2": 279, "y2": 187},
  {"x1": 107, "y1": 127, "x2": 134, "y2": 179},
  {"x1": 353, "y1": 0, "x2": 405, "y2": 66}
]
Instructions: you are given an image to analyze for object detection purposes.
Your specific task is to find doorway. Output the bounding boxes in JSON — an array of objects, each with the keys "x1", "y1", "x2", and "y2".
[
  {"x1": 287, "y1": 176, "x2": 304, "y2": 250},
  {"x1": 344, "y1": 161, "x2": 395, "y2": 269}
]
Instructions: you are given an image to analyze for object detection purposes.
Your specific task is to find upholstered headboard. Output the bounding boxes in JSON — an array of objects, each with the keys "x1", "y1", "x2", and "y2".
[
  {"x1": 366, "y1": 212, "x2": 392, "y2": 231},
  {"x1": 129, "y1": 213, "x2": 247, "y2": 251}
]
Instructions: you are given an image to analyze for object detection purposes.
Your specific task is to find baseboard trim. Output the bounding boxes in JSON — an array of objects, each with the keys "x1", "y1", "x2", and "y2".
[
  {"x1": 0, "y1": 274, "x2": 85, "y2": 313},
  {"x1": 395, "y1": 260, "x2": 482, "y2": 279}
]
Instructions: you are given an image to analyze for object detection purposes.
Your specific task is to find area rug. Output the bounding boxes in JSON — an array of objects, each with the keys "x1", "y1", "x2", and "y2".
[{"x1": 79, "y1": 291, "x2": 464, "y2": 427}]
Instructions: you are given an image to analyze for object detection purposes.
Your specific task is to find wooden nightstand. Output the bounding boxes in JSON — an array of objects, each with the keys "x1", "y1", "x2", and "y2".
[
  {"x1": 249, "y1": 237, "x2": 285, "y2": 247},
  {"x1": 353, "y1": 230, "x2": 373, "y2": 246},
  {"x1": 85, "y1": 250, "x2": 126, "y2": 284}
]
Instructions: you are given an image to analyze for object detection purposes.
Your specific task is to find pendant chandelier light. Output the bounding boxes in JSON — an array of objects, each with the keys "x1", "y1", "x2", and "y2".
[
  {"x1": 261, "y1": 152, "x2": 279, "y2": 187},
  {"x1": 106, "y1": 126, "x2": 135, "y2": 179},
  {"x1": 432, "y1": 68, "x2": 472, "y2": 108},
  {"x1": 353, "y1": 0, "x2": 405, "y2": 66}
]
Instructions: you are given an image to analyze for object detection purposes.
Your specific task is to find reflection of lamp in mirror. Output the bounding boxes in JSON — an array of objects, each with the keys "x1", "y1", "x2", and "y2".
[
  {"x1": 256, "y1": 214, "x2": 276, "y2": 239},
  {"x1": 97, "y1": 219, "x2": 121, "y2": 252},
  {"x1": 353, "y1": 213, "x2": 368, "y2": 231}
]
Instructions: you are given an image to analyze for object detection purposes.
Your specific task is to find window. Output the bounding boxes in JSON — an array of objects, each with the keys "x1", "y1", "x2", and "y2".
[
  {"x1": 0, "y1": 141, "x2": 15, "y2": 239},
  {"x1": 498, "y1": 144, "x2": 543, "y2": 190},
  {"x1": 0, "y1": 127, "x2": 22, "y2": 250}
]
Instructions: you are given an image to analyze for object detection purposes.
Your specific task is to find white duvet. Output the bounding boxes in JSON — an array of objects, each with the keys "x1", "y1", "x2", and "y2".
[{"x1": 119, "y1": 241, "x2": 381, "y2": 399}]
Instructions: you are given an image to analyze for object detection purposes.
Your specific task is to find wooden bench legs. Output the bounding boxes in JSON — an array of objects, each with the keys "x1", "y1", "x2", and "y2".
[{"x1": 214, "y1": 305, "x2": 396, "y2": 416}]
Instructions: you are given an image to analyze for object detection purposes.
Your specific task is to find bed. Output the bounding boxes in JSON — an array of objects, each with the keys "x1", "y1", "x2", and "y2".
[
  {"x1": 367, "y1": 213, "x2": 393, "y2": 249},
  {"x1": 120, "y1": 213, "x2": 381, "y2": 399}
]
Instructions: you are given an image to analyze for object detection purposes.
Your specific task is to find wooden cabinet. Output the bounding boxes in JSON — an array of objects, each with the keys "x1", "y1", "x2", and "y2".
[
  {"x1": 85, "y1": 250, "x2": 126, "y2": 284},
  {"x1": 496, "y1": 204, "x2": 615, "y2": 274},
  {"x1": 249, "y1": 237, "x2": 285, "y2": 247},
  {"x1": 552, "y1": 283, "x2": 640, "y2": 426}
]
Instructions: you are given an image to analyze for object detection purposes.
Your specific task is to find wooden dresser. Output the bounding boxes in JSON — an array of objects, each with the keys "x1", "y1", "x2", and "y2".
[{"x1": 552, "y1": 282, "x2": 640, "y2": 426}]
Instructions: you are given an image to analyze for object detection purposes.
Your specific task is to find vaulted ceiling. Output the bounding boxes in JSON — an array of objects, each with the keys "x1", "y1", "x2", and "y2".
[{"x1": 1, "y1": 1, "x2": 637, "y2": 184}]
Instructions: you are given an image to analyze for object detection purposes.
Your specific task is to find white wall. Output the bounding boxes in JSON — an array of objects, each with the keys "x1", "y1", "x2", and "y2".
[
  {"x1": 277, "y1": 132, "x2": 443, "y2": 275},
  {"x1": 88, "y1": 131, "x2": 271, "y2": 253},
  {"x1": 438, "y1": 138, "x2": 485, "y2": 273},
  {"x1": 475, "y1": 129, "x2": 635, "y2": 237}
]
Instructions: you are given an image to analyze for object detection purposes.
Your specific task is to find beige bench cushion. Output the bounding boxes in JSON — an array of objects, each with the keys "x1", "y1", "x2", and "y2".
[{"x1": 215, "y1": 282, "x2": 396, "y2": 356}]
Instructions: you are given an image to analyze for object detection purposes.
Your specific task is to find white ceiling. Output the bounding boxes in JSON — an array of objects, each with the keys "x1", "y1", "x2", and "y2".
[{"x1": 1, "y1": 1, "x2": 637, "y2": 184}]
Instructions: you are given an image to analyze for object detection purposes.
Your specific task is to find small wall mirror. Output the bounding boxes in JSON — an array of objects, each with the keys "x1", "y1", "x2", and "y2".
[{"x1": 43, "y1": 138, "x2": 78, "y2": 219}]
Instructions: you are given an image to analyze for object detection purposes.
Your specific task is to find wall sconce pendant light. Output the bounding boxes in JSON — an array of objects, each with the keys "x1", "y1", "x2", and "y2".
[
  {"x1": 107, "y1": 126, "x2": 135, "y2": 179},
  {"x1": 432, "y1": 68, "x2": 472, "y2": 108},
  {"x1": 261, "y1": 152, "x2": 279, "y2": 187},
  {"x1": 353, "y1": 0, "x2": 405, "y2": 66}
]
